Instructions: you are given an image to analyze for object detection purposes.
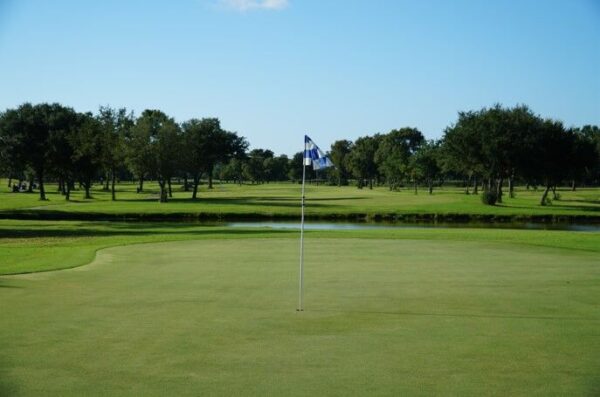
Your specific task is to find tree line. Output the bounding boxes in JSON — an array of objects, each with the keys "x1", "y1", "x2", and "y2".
[
  {"x1": 1, "y1": 103, "x2": 599, "y2": 205},
  {"x1": 0, "y1": 104, "x2": 250, "y2": 202},
  {"x1": 325, "y1": 105, "x2": 599, "y2": 205}
]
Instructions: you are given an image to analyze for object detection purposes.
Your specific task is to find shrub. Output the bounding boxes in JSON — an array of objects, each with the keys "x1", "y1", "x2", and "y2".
[{"x1": 481, "y1": 190, "x2": 498, "y2": 205}]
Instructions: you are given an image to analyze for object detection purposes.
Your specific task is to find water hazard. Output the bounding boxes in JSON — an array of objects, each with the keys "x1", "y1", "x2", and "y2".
[{"x1": 227, "y1": 221, "x2": 600, "y2": 232}]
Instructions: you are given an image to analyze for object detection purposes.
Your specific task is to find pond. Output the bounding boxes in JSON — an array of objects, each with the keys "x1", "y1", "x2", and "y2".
[{"x1": 226, "y1": 221, "x2": 600, "y2": 232}]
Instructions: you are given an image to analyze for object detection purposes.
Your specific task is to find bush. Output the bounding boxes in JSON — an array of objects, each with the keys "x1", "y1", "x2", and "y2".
[{"x1": 481, "y1": 190, "x2": 498, "y2": 205}]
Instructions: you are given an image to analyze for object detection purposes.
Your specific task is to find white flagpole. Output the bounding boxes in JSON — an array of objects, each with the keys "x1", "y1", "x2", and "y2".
[{"x1": 298, "y1": 142, "x2": 307, "y2": 312}]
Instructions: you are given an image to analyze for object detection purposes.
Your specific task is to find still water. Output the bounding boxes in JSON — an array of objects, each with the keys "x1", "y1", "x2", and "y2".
[{"x1": 226, "y1": 221, "x2": 600, "y2": 232}]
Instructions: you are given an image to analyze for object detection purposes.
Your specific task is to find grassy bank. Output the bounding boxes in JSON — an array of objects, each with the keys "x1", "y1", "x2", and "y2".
[
  {"x1": 1, "y1": 219, "x2": 599, "y2": 275},
  {"x1": 1, "y1": 180, "x2": 600, "y2": 222}
]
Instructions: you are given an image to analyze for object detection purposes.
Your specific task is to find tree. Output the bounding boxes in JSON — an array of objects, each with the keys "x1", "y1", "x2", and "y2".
[
  {"x1": 22, "y1": 103, "x2": 52, "y2": 200},
  {"x1": 348, "y1": 135, "x2": 381, "y2": 189},
  {"x1": 181, "y1": 118, "x2": 247, "y2": 198},
  {"x1": 440, "y1": 112, "x2": 485, "y2": 195},
  {"x1": 243, "y1": 149, "x2": 274, "y2": 184},
  {"x1": 374, "y1": 128, "x2": 424, "y2": 191},
  {"x1": 1, "y1": 103, "x2": 80, "y2": 200},
  {"x1": 46, "y1": 111, "x2": 79, "y2": 200},
  {"x1": 220, "y1": 158, "x2": 246, "y2": 185},
  {"x1": 329, "y1": 140, "x2": 352, "y2": 186},
  {"x1": 480, "y1": 105, "x2": 539, "y2": 200},
  {"x1": 572, "y1": 125, "x2": 600, "y2": 187},
  {"x1": 98, "y1": 106, "x2": 134, "y2": 201},
  {"x1": 0, "y1": 108, "x2": 28, "y2": 188},
  {"x1": 264, "y1": 155, "x2": 290, "y2": 182},
  {"x1": 410, "y1": 140, "x2": 442, "y2": 194},
  {"x1": 139, "y1": 110, "x2": 182, "y2": 203},
  {"x1": 70, "y1": 113, "x2": 104, "y2": 199},
  {"x1": 127, "y1": 110, "x2": 160, "y2": 193},
  {"x1": 288, "y1": 152, "x2": 304, "y2": 182},
  {"x1": 530, "y1": 119, "x2": 573, "y2": 205},
  {"x1": 181, "y1": 118, "x2": 215, "y2": 199},
  {"x1": 442, "y1": 105, "x2": 540, "y2": 200}
]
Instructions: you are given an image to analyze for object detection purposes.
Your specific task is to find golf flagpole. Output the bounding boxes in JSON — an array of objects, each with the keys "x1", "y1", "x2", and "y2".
[
  {"x1": 298, "y1": 135, "x2": 333, "y2": 312},
  {"x1": 298, "y1": 146, "x2": 307, "y2": 311}
]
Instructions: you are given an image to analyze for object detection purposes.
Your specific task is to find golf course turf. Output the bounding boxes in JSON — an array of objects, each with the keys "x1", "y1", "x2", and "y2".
[
  {"x1": 1, "y1": 235, "x2": 599, "y2": 396},
  {"x1": 2, "y1": 181, "x2": 600, "y2": 222},
  {"x1": 1, "y1": 181, "x2": 599, "y2": 395}
]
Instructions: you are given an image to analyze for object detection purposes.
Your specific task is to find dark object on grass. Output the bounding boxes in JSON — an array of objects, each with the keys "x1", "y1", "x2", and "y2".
[{"x1": 481, "y1": 190, "x2": 498, "y2": 206}]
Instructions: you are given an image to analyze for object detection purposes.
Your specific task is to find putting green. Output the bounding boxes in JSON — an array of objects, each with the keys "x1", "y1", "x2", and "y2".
[{"x1": 1, "y1": 238, "x2": 599, "y2": 396}]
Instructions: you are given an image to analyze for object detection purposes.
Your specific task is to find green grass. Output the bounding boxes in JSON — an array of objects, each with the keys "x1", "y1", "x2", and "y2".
[
  {"x1": 1, "y1": 219, "x2": 600, "y2": 275},
  {"x1": 1, "y1": 236, "x2": 599, "y2": 396},
  {"x1": 1, "y1": 179, "x2": 599, "y2": 220}
]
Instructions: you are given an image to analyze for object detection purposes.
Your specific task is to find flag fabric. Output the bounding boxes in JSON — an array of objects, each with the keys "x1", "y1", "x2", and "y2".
[{"x1": 304, "y1": 135, "x2": 333, "y2": 170}]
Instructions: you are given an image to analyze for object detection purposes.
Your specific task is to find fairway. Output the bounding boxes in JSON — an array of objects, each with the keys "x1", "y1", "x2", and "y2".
[
  {"x1": 2, "y1": 180, "x2": 600, "y2": 221},
  {"x1": 1, "y1": 237, "x2": 599, "y2": 396}
]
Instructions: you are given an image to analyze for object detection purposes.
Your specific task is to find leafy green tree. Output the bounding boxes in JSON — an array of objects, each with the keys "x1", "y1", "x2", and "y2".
[
  {"x1": 348, "y1": 134, "x2": 381, "y2": 189},
  {"x1": 566, "y1": 131, "x2": 597, "y2": 190},
  {"x1": 530, "y1": 119, "x2": 573, "y2": 205},
  {"x1": 129, "y1": 110, "x2": 182, "y2": 202},
  {"x1": 440, "y1": 112, "x2": 485, "y2": 194},
  {"x1": 46, "y1": 105, "x2": 80, "y2": 199},
  {"x1": 220, "y1": 158, "x2": 246, "y2": 185},
  {"x1": 69, "y1": 113, "x2": 104, "y2": 199},
  {"x1": 148, "y1": 111, "x2": 182, "y2": 203},
  {"x1": 374, "y1": 128, "x2": 424, "y2": 191},
  {"x1": 575, "y1": 125, "x2": 600, "y2": 185},
  {"x1": 181, "y1": 118, "x2": 247, "y2": 198},
  {"x1": 410, "y1": 140, "x2": 442, "y2": 194},
  {"x1": 442, "y1": 105, "x2": 540, "y2": 200},
  {"x1": 329, "y1": 140, "x2": 352, "y2": 186},
  {"x1": 22, "y1": 103, "x2": 52, "y2": 200},
  {"x1": 288, "y1": 152, "x2": 304, "y2": 182},
  {"x1": 181, "y1": 118, "x2": 214, "y2": 199},
  {"x1": 243, "y1": 149, "x2": 273, "y2": 184},
  {"x1": 98, "y1": 106, "x2": 134, "y2": 201},
  {"x1": 480, "y1": 105, "x2": 539, "y2": 200},
  {"x1": 1, "y1": 103, "x2": 80, "y2": 200},
  {"x1": 46, "y1": 113, "x2": 79, "y2": 200},
  {"x1": 0, "y1": 108, "x2": 28, "y2": 188},
  {"x1": 127, "y1": 111, "x2": 159, "y2": 193},
  {"x1": 264, "y1": 155, "x2": 289, "y2": 182}
]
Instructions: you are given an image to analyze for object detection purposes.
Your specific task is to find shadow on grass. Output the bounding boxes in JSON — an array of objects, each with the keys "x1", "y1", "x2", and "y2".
[
  {"x1": 558, "y1": 198, "x2": 600, "y2": 205},
  {"x1": 70, "y1": 195, "x2": 365, "y2": 204},
  {"x1": 0, "y1": 278, "x2": 24, "y2": 288},
  {"x1": 113, "y1": 196, "x2": 347, "y2": 208},
  {"x1": 312, "y1": 308, "x2": 600, "y2": 322},
  {"x1": 495, "y1": 202, "x2": 600, "y2": 212},
  {"x1": 550, "y1": 203, "x2": 600, "y2": 212},
  {"x1": 0, "y1": 225, "x2": 296, "y2": 239},
  {"x1": 0, "y1": 373, "x2": 19, "y2": 397}
]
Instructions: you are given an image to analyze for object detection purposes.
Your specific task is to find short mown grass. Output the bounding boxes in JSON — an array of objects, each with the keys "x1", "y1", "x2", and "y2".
[
  {"x1": 1, "y1": 179, "x2": 599, "y2": 220},
  {"x1": 1, "y1": 181, "x2": 598, "y2": 395},
  {"x1": 1, "y1": 236, "x2": 599, "y2": 396},
  {"x1": 1, "y1": 219, "x2": 600, "y2": 275}
]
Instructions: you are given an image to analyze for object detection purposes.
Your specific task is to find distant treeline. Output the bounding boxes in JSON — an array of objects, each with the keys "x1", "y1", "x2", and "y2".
[{"x1": 0, "y1": 103, "x2": 598, "y2": 205}]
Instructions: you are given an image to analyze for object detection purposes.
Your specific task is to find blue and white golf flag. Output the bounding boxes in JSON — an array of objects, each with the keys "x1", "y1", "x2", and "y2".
[
  {"x1": 304, "y1": 135, "x2": 333, "y2": 170},
  {"x1": 298, "y1": 135, "x2": 333, "y2": 311}
]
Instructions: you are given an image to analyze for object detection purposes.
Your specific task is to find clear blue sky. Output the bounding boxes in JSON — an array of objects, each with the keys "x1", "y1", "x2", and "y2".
[{"x1": 1, "y1": 0, "x2": 599, "y2": 156}]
